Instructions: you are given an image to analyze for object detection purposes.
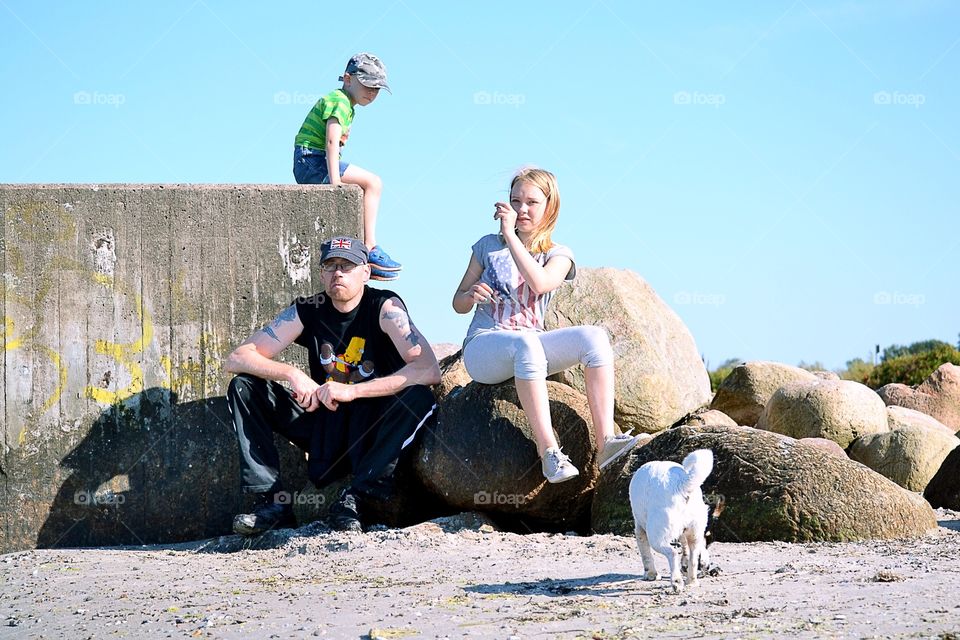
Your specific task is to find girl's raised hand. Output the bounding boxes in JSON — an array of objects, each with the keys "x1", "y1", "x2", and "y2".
[{"x1": 494, "y1": 201, "x2": 517, "y2": 236}]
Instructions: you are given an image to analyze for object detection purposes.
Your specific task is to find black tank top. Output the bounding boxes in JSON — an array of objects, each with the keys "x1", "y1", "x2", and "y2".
[{"x1": 294, "y1": 286, "x2": 407, "y2": 384}]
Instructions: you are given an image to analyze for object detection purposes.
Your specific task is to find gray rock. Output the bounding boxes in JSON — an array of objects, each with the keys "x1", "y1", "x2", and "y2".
[
  {"x1": 849, "y1": 421, "x2": 959, "y2": 492},
  {"x1": 431, "y1": 342, "x2": 462, "y2": 362},
  {"x1": 680, "y1": 408, "x2": 739, "y2": 428},
  {"x1": 591, "y1": 425, "x2": 937, "y2": 542},
  {"x1": 812, "y1": 370, "x2": 841, "y2": 380},
  {"x1": 710, "y1": 361, "x2": 818, "y2": 426},
  {"x1": 756, "y1": 379, "x2": 888, "y2": 449},
  {"x1": 798, "y1": 437, "x2": 848, "y2": 459},
  {"x1": 878, "y1": 363, "x2": 960, "y2": 433},
  {"x1": 886, "y1": 405, "x2": 955, "y2": 435},
  {"x1": 925, "y1": 446, "x2": 960, "y2": 510},
  {"x1": 434, "y1": 349, "x2": 471, "y2": 399},
  {"x1": 545, "y1": 267, "x2": 711, "y2": 433},
  {"x1": 413, "y1": 380, "x2": 600, "y2": 527}
]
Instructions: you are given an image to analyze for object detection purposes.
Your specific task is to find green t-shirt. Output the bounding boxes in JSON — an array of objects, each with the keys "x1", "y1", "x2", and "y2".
[{"x1": 294, "y1": 88, "x2": 355, "y2": 152}]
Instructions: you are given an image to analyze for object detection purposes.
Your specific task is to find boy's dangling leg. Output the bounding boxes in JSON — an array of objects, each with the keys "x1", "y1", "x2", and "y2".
[{"x1": 341, "y1": 164, "x2": 402, "y2": 279}]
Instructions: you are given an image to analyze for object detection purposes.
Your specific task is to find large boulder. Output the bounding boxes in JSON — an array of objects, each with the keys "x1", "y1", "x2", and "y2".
[
  {"x1": 413, "y1": 380, "x2": 601, "y2": 528},
  {"x1": 756, "y1": 379, "x2": 888, "y2": 449},
  {"x1": 886, "y1": 405, "x2": 956, "y2": 435},
  {"x1": 799, "y1": 437, "x2": 848, "y2": 459},
  {"x1": 591, "y1": 425, "x2": 938, "y2": 542},
  {"x1": 434, "y1": 349, "x2": 471, "y2": 399},
  {"x1": 812, "y1": 370, "x2": 841, "y2": 380},
  {"x1": 544, "y1": 267, "x2": 711, "y2": 433},
  {"x1": 431, "y1": 342, "x2": 462, "y2": 362},
  {"x1": 849, "y1": 420, "x2": 959, "y2": 492},
  {"x1": 710, "y1": 361, "x2": 818, "y2": 426},
  {"x1": 925, "y1": 447, "x2": 960, "y2": 510},
  {"x1": 878, "y1": 363, "x2": 960, "y2": 432},
  {"x1": 680, "y1": 408, "x2": 738, "y2": 428}
]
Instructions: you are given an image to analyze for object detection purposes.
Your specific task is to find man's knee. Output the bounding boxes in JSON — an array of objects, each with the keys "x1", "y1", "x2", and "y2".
[
  {"x1": 396, "y1": 385, "x2": 436, "y2": 413},
  {"x1": 227, "y1": 373, "x2": 262, "y2": 402}
]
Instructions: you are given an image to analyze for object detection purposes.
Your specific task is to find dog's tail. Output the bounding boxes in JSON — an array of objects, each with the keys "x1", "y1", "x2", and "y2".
[{"x1": 681, "y1": 449, "x2": 714, "y2": 494}]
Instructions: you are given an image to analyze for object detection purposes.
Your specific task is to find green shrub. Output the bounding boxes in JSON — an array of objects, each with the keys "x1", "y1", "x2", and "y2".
[
  {"x1": 838, "y1": 357, "x2": 875, "y2": 384},
  {"x1": 865, "y1": 345, "x2": 960, "y2": 388},
  {"x1": 882, "y1": 339, "x2": 953, "y2": 361},
  {"x1": 708, "y1": 358, "x2": 741, "y2": 393}
]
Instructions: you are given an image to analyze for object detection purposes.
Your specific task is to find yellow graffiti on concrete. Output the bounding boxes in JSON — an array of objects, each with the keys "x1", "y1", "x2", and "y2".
[
  {"x1": 2, "y1": 316, "x2": 69, "y2": 444},
  {"x1": 159, "y1": 331, "x2": 225, "y2": 401},
  {"x1": 82, "y1": 273, "x2": 153, "y2": 405},
  {"x1": 2, "y1": 200, "x2": 228, "y2": 445}
]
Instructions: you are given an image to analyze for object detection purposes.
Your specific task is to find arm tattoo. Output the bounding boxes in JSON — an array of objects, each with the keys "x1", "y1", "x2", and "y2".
[
  {"x1": 383, "y1": 305, "x2": 421, "y2": 347},
  {"x1": 262, "y1": 305, "x2": 296, "y2": 343},
  {"x1": 382, "y1": 309, "x2": 411, "y2": 333},
  {"x1": 277, "y1": 305, "x2": 298, "y2": 323},
  {"x1": 405, "y1": 325, "x2": 421, "y2": 347}
]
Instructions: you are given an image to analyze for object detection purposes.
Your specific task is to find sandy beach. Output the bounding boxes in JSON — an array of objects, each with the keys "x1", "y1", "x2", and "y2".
[{"x1": 1, "y1": 508, "x2": 958, "y2": 639}]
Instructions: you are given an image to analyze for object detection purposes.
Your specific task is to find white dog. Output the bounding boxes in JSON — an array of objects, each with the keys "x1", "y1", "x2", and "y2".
[{"x1": 628, "y1": 449, "x2": 714, "y2": 593}]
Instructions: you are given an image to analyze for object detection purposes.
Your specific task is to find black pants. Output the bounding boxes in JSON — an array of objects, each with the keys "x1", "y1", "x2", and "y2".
[{"x1": 227, "y1": 374, "x2": 436, "y2": 498}]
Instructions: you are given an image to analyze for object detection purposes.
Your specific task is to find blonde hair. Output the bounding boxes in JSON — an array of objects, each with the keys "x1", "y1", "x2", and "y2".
[{"x1": 510, "y1": 167, "x2": 560, "y2": 254}]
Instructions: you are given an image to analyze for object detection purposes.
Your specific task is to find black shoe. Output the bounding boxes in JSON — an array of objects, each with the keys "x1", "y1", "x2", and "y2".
[
  {"x1": 233, "y1": 500, "x2": 296, "y2": 536},
  {"x1": 327, "y1": 489, "x2": 363, "y2": 533}
]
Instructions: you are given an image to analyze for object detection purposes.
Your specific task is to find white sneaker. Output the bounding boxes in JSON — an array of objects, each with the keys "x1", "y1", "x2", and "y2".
[
  {"x1": 598, "y1": 434, "x2": 640, "y2": 470},
  {"x1": 542, "y1": 447, "x2": 580, "y2": 483}
]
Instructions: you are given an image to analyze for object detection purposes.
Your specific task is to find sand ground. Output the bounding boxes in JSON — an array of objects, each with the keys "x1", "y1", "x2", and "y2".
[{"x1": 1, "y1": 509, "x2": 958, "y2": 640}]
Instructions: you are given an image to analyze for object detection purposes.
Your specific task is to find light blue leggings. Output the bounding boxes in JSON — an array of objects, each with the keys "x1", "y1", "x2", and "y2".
[{"x1": 463, "y1": 326, "x2": 614, "y2": 383}]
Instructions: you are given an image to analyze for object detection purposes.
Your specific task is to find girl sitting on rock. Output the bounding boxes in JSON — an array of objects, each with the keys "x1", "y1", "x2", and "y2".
[{"x1": 452, "y1": 167, "x2": 638, "y2": 483}]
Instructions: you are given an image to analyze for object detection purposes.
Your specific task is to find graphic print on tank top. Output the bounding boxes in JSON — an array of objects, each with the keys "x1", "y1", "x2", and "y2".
[{"x1": 319, "y1": 336, "x2": 375, "y2": 384}]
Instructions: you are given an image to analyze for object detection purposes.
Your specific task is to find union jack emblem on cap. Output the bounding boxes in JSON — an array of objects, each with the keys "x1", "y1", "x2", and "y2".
[{"x1": 321, "y1": 235, "x2": 368, "y2": 265}]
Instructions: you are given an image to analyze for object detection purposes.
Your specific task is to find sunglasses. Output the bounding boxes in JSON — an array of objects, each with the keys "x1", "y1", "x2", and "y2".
[{"x1": 321, "y1": 261, "x2": 363, "y2": 273}]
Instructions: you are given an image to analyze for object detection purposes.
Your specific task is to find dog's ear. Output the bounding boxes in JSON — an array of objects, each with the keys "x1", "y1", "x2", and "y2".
[{"x1": 711, "y1": 495, "x2": 726, "y2": 518}]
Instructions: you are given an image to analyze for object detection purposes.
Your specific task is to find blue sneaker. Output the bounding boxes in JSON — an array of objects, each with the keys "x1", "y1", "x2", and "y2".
[
  {"x1": 368, "y1": 245, "x2": 402, "y2": 271},
  {"x1": 370, "y1": 266, "x2": 399, "y2": 281}
]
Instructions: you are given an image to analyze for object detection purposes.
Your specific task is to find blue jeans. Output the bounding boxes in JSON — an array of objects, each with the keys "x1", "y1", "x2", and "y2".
[{"x1": 293, "y1": 146, "x2": 349, "y2": 184}]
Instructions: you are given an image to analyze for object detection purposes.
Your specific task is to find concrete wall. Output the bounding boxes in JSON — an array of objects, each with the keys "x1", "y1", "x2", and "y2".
[{"x1": 1, "y1": 184, "x2": 363, "y2": 552}]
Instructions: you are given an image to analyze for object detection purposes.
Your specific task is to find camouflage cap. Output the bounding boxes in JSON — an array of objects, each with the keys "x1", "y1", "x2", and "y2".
[{"x1": 339, "y1": 52, "x2": 391, "y2": 94}]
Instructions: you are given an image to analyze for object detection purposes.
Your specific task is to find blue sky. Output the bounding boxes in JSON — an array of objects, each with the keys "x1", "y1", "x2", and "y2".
[{"x1": 2, "y1": 1, "x2": 957, "y2": 370}]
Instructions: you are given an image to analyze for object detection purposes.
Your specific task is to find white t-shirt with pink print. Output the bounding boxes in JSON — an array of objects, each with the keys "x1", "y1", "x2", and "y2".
[{"x1": 463, "y1": 234, "x2": 576, "y2": 347}]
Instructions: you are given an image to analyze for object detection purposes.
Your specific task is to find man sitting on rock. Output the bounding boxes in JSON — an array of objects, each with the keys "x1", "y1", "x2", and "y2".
[{"x1": 224, "y1": 236, "x2": 440, "y2": 534}]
